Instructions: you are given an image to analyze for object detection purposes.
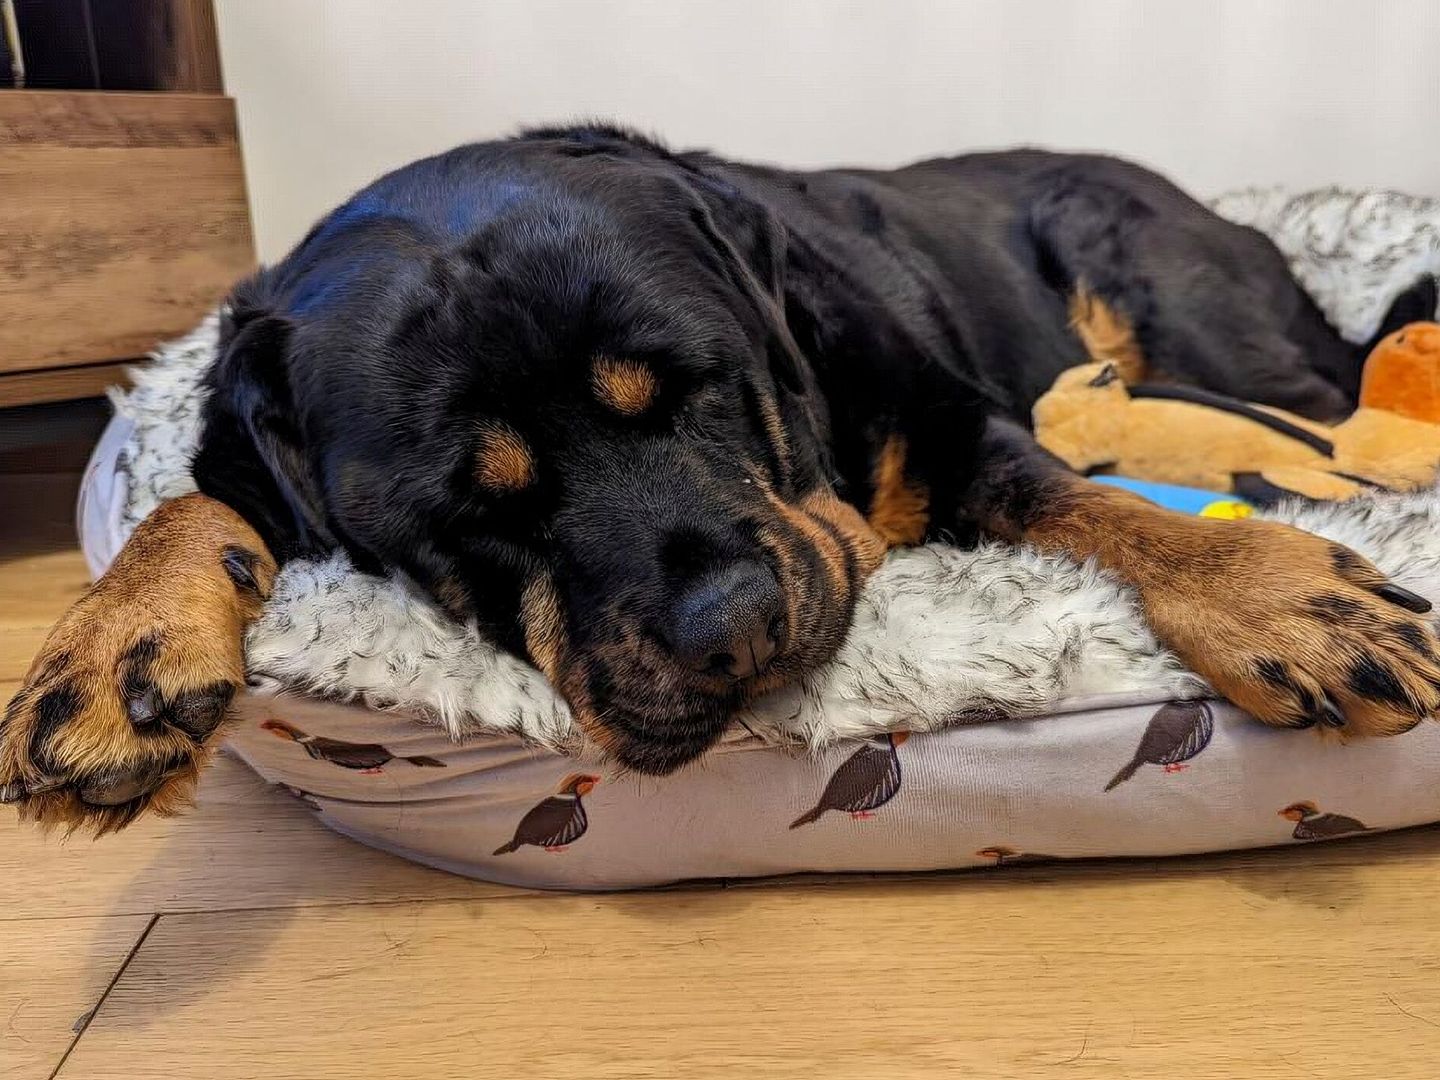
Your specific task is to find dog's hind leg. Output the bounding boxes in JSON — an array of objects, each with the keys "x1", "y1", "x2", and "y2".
[{"x1": 1029, "y1": 169, "x2": 1355, "y2": 420}]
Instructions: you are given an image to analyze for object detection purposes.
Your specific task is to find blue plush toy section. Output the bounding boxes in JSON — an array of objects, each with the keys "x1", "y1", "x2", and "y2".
[{"x1": 1092, "y1": 476, "x2": 1255, "y2": 517}]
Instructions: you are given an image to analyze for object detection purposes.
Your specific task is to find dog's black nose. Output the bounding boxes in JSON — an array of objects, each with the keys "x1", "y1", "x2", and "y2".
[{"x1": 669, "y1": 561, "x2": 783, "y2": 679}]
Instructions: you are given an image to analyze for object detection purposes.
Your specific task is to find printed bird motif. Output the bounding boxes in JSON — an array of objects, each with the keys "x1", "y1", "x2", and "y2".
[
  {"x1": 260, "y1": 719, "x2": 447, "y2": 773},
  {"x1": 1104, "y1": 701, "x2": 1214, "y2": 791},
  {"x1": 789, "y1": 732, "x2": 908, "y2": 829},
  {"x1": 1280, "y1": 801, "x2": 1372, "y2": 840},
  {"x1": 493, "y1": 774, "x2": 599, "y2": 855},
  {"x1": 975, "y1": 846, "x2": 1055, "y2": 867}
]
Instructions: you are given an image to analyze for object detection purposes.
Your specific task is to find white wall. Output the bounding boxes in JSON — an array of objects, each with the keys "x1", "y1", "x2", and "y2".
[{"x1": 216, "y1": 0, "x2": 1440, "y2": 263}]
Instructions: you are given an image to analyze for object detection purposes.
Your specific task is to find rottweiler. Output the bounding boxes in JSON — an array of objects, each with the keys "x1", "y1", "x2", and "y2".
[{"x1": 5, "y1": 126, "x2": 1439, "y2": 831}]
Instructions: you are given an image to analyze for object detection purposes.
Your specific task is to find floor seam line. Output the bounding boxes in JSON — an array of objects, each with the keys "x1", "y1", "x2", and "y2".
[{"x1": 48, "y1": 911, "x2": 161, "y2": 1079}]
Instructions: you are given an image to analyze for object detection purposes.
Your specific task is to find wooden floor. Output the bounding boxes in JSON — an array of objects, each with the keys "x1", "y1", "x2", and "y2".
[{"x1": 6, "y1": 471, "x2": 1440, "y2": 1079}]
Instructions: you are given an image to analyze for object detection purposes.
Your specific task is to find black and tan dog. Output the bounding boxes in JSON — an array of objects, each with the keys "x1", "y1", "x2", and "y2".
[{"x1": 6, "y1": 127, "x2": 1440, "y2": 832}]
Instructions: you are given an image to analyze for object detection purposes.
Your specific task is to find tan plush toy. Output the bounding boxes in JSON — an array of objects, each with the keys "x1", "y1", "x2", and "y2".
[{"x1": 1034, "y1": 322, "x2": 1440, "y2": 504}]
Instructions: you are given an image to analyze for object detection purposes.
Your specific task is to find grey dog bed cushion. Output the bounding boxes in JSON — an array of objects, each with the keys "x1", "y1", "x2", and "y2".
[{"x1": 77, "y1": 185, "x2": 1440, "y2": 889}]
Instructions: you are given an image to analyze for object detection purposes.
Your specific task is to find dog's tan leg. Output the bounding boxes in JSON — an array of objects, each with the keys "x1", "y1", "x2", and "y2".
[
  {"x1": 0, "y1": 494, "x2": 276, "y2": 832},
  {"x1": 968, "y1": 419, "x2": 1440, "y2": 735}
]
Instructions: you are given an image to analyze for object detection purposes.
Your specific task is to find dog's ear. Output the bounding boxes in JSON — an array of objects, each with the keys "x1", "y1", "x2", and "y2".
[
  {"x1": 193, "y1": 281, "x2": 333, "y2": 560},
  {"x1": 687, "y1": 175, "x2": 786, "y2": 306},
  {"x1": 681, "y1": 177, "x2": 811, "y2": 396}
]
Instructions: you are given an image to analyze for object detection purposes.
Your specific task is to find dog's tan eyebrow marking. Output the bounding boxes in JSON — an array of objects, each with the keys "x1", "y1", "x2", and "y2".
[
  {"x1": 592, "y1": 356, "x2": 658, "y2": 416},
  {"x1": 474, "y1": 422, "x2": 535, "y2": 492}
]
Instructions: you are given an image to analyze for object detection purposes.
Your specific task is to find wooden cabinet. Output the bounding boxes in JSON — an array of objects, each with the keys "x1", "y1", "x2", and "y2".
[{"x1": 0, "y1": 1, "x2": 253, "y2": 408}]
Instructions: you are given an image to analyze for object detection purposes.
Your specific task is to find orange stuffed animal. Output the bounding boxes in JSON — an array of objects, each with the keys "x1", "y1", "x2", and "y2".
[
  {"x1": 1034, "y1": 322, "x2": 1440, "y2": 504},
  {"x1": 1360, "y1": 322, "x2": 1440, "y2": 422}
]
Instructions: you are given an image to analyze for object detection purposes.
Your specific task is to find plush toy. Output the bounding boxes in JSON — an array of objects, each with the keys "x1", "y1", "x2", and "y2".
[
  {"x1": 1090, "y1": 476, "x2": 1257, "y2": 519},
  {"x1": 1034, "y1": 322, "x2": 1440, "y2": 504}
]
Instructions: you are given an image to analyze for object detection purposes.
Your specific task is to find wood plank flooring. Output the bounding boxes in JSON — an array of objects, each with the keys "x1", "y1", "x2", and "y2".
[{"x1": 5, "y1": 470, "x2": 1440, "y2": 1078}]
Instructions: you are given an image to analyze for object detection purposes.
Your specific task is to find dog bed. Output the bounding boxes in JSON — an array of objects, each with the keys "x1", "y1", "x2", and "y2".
[{"x1": 77, "y1": 186, "x2": 1440, "y2": 889}]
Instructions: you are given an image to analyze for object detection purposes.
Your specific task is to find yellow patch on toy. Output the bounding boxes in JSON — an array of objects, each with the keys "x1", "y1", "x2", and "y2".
[{"x1": 1199, "y1": 500, "x2": 1253, "y2": 520}]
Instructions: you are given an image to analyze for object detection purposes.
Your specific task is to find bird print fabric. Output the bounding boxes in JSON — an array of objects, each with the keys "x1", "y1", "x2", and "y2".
[
  {"x1": 975, "y1": 846, "x2": 1055, "y2": 867},
  {"x1": 493, "y1": 775, "x2": 599, "y2": 855},
  {"x1": 790, "y1": 732, "x2": 908, "y2": 828},
  {"x1": 214, "y1": 684, "x2": 1418, "y2": 891},
  {"x1": 260, "y1": 719, "x2": 446, "y2": 773},
  {"x1": 1280, "y1": 801, "x2": 1371, "y2": 840},
  {"x1": 1105, "y1": 701, "x2": 1214, "y2": 791}
]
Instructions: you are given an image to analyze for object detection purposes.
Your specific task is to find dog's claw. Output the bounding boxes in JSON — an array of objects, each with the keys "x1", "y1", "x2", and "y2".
[
  {"x1": 79, "y1": 766, "x2": 172, "y2": 807},
  {"x1": 127, "y1": 686, "x2": 161, "y2": 727},
  {"x1": 1318, "y1": 697, "x2": 1347, "y2": 729},
  {"x1": 1378, "y1": 584, "x2": 1433, "y2": 614}
]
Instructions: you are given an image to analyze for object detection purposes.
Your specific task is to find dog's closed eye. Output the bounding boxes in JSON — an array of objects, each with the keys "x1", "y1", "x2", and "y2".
[
  {"x1": 592, "y1": 356, "x2": 658, "y2": 416},
  {"x1": 474, "y1": 422, "x2": 535, "y2": 492}
]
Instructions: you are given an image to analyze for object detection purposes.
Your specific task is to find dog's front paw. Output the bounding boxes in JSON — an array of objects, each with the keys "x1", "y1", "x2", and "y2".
[
  {"x1": 0, "y1": 495, "x2": 274, "y2": 833},
  {"x1": 1139, "y1": 519, "x2": 1440, "y2": 736}
]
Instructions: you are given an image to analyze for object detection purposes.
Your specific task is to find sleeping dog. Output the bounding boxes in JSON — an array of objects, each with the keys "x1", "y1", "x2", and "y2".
[{"x1": 5, "y1": 126, "x2": 1440, "y2": 831}]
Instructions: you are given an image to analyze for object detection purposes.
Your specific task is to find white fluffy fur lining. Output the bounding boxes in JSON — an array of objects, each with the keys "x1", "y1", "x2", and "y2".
[{"x1": 107, "y1": 187, "x2": 1440, "y2": 750}]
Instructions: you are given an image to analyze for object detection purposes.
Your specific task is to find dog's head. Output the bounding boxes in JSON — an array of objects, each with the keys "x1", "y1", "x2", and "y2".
[{"x1": 199, "y1": 133, "x2": 888, "y2": 774}]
